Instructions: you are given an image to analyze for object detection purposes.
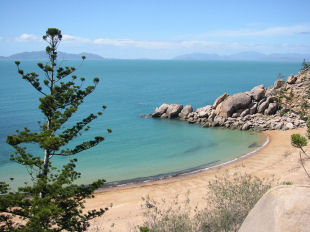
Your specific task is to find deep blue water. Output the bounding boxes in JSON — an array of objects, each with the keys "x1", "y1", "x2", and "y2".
[{"x1": 0, "y1": 60, "x2": 301, "y2": 186}]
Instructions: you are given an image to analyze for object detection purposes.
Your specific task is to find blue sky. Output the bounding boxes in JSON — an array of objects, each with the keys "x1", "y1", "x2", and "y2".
[{"x1": 0, "y1": 0, "x2": 310, "y2": 59}]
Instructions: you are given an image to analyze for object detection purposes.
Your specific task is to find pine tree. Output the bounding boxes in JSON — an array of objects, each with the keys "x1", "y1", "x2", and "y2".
[{"x1": 0, "y1": 28, "x2": 111, "y2": 231}]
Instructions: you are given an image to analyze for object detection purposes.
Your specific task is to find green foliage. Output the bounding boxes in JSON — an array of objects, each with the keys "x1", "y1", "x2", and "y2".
[
  {"x1": 291, "y1": 134, "x2": 307, "y2": 148},
  {"x1": 139, "y1": 172, "x2": 272, "y2": 232},
  {"x1": 139, "y1": 227, "x2": 150, "y2": 232},
  {"x1": 282, "y1": 181, "x2": 293, "y2": 185},
  {"x1": 307, "y1": 118, "x2": 310, "y2": 139},
  {"x1": 299, "y1": 110, "x2": 308, "y2": 121},
  {"x1": 0, "y1": 28, "x2": 110, "y2": 231},
  {"x1": 290, "y1": 117, "x2": 310, "y2": 180}
]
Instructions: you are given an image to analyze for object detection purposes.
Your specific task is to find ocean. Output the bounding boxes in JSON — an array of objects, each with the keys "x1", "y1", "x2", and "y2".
[{"x1": 0, "y1": 60, "x2": 301, "y2": 187}]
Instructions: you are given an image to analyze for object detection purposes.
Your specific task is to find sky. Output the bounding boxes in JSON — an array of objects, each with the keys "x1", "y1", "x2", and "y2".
[{"x1": 0, "y1": 0, "x2": 310, "y2": 59}]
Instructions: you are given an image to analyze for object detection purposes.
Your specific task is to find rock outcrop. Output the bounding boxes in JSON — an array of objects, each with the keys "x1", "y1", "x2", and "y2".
[
  {"x1": 217, "y1": 93, "x2": 252, "y2": 118},
  {"x1": 149, "y1": 69, "x2": 310, "y2": 131},
  {"x1": 152, "y1": 104, "x2": 169, "y2": 117},
  {"x1": 287, "y1": 75, "x2": 297, "y2": 84},
  {"x1": 178, "y1": 105, "x2": 193, "y2": 119},
  {"x1": 213, "y1": 93, "x2": 229, "y2": 109},
  {"x1": 166, "y1": 104, "x2": 183, "y2": 118},
  {"x1": 239, "y1": 185, "x2": 310, "y2": 232},
  {"x1": 249, "y1": 85, "x2": 265, "y2": 101}
]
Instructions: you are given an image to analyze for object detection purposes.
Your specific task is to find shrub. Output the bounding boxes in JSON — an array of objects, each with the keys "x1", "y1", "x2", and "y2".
[
  {"x1": 138, "y1": 172, "x2": 273, "y2": 232},
  {"x1": 139, "y1": 192, "x2": 195, "y2": 232}
]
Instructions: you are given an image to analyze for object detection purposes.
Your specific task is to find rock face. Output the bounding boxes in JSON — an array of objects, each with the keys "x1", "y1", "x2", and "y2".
[
  {"x1": 239, "y1": 185, "x2": 310, "y2": 232},
  {"x1": 217, "y1": 93, "x2": 252, "y2": 118},
  {"x1": 178, "y1": 105, "x2": 193, "y2": 118},
  {"x1": 257, "y1": 101, "x2": 269, "y2": 114},
  {"x1": 166, "y1": 104, "x2": 183, "y2": 118},
  {"x1": 287, "y1": 75, "x2": 297, "y2": 84},
  {"x1": 250, "y1": 85, "x2": 265, "y2": 101},
  {"x1": 265, "y1": 103, "x2": 277, "y2": 115},
  {"x1": 152, "y1": 104, "x2": 169, "y2": 117},
  {"x1": 212, "y1": 93, "x2": 229, "y2": 109}
]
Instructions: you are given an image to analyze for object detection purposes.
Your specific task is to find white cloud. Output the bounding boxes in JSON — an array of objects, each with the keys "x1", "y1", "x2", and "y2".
[
  {"x1": 92, "y1": 37, "x2": 310, "y2": 54},
  {"x1": 94, "y1": 38, "x2": 175, "y2": 49},
  {"x1": 15, "y1": 33, "x2": 40, "y2": 42},
  {"x1": 202, "y1": 25, "x2": 310, "y2": 37},
  {"x1": 62, "y1": 34, "x2": 91, "y2": 43},
  {"x1": 93, "y1": 38, "x2": 232, "y2": 50},
  {"x1": 5, "y1": 24, "x2": 310, "y2": 57}
]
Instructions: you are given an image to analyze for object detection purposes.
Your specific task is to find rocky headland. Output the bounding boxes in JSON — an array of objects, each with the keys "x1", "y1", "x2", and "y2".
[{"x1": 147, "y1": 69, "x2": 310, "y2": 131}]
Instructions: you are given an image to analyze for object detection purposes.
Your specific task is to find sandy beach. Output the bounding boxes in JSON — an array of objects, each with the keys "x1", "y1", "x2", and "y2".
[{"x1": 86, "y1": 128, "x2": 310, "y2": 231}]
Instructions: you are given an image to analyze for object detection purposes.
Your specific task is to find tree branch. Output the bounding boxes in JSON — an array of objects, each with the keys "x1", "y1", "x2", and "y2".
[{"x1": 299, "y1": 151, "x2": 310, "y2": 180}]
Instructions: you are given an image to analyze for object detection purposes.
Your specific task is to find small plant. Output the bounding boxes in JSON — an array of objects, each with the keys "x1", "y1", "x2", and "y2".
[
  {"x1": 282, "y1": 181, "x2": 293, "y2": 185},
  {"x1": 139, "y1": 192, "x2": 195, "y2": 232},
  {"x1": 279, "y1": 109, "x2": 287, "y2": 116},
  {"x1": 291, "y1": 132, "x2": 310, "y2": 180},
  {"x1": 301, "y1": 100, "x2": 309, "y2": 109},
  {"x1": 139, "y1": 227, "x2": 150, "y2": 232}
]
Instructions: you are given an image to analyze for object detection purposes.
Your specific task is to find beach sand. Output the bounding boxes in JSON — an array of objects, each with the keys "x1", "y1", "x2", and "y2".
[{"x1": 86, "y1": 128, "x2": 310, "y2": 231}]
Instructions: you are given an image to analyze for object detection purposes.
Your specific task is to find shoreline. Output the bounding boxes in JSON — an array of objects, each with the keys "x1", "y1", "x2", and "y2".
[
  {"x1": 98, "y1": 132, "x2": 270, "y2": 192},
  {"x1": 86, "y1": 128, "x2": 310, "y2": 231}
]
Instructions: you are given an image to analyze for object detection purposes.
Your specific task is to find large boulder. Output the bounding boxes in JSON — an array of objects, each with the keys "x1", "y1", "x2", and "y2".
[
  {"x1": 240, "y1": 109, "x2": 250, "y2": 117},
  {"x1": 264, "y1": 103, "x2": 277, "y2": 115},
  {"x1": 266, "y1": 96, "x2": 274, "y2": 104},
  {"x1": 166, "y1": 104, "x2": 183, "y2": 118},
  {"x1": 213, "y1": 93, "x2": 229, "y2": 109},
  {"x1": 287, "y1": 75, "x2": 297, "y2": 84},
  {"x1": 217, "y1": 93, "x2": 252, "y2": 118},
  {"x1": 257, "y1": 101, "x2": 269, "y2": 114},
  {"x1": 249, "y1": 103, "x2": 258, "y2": 115},
  {"x1": 178, "y1": 105, "x2": 193, "y2": 118},
  {"x1": 250, "y1": 85, "x2": 265, "y2": 101},
  {"x1": 239, "y1": 185, "x2": 310, "y2": 232},
  {"x1": 152, "y1": 103, "x2": 169, "y2": 117}
]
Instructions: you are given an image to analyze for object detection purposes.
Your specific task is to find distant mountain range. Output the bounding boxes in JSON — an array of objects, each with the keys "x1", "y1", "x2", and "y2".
[
  {"x1": 173, "y1": 52, "x2": 310, "y2": 62},
  {"x1": 0, "y1": 51, "x2": 104, "y2": 60},
  {"x1": 1, "y1": 51, "x2": 310, "y2": 62}
]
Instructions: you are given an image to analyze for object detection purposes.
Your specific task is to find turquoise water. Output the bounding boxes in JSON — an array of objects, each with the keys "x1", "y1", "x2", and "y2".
[{"x1": 0, "y1": 60, "x2": 301, "y2": 186}]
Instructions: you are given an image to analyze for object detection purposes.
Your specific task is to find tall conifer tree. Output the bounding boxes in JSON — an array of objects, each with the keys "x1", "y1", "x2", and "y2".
[{"x1": 0, "y1": 28, "x2": 111, "y2": 231}]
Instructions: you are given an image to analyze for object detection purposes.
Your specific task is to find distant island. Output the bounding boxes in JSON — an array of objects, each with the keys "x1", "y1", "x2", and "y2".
[
  {"x1": 0, "y1": 51, "x2": 105, "y2": 60},
  {"x1": 173, "y1": 51, "x2": 310, "y2": 62},
  {"x1": 1, "y1": 51, "x2": 310, "y2": 62}
]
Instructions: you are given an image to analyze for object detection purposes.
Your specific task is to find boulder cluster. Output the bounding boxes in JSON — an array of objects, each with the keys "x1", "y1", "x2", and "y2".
[{"x1": 149, "y1": 74, "x2": 307, "y2": 131}]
